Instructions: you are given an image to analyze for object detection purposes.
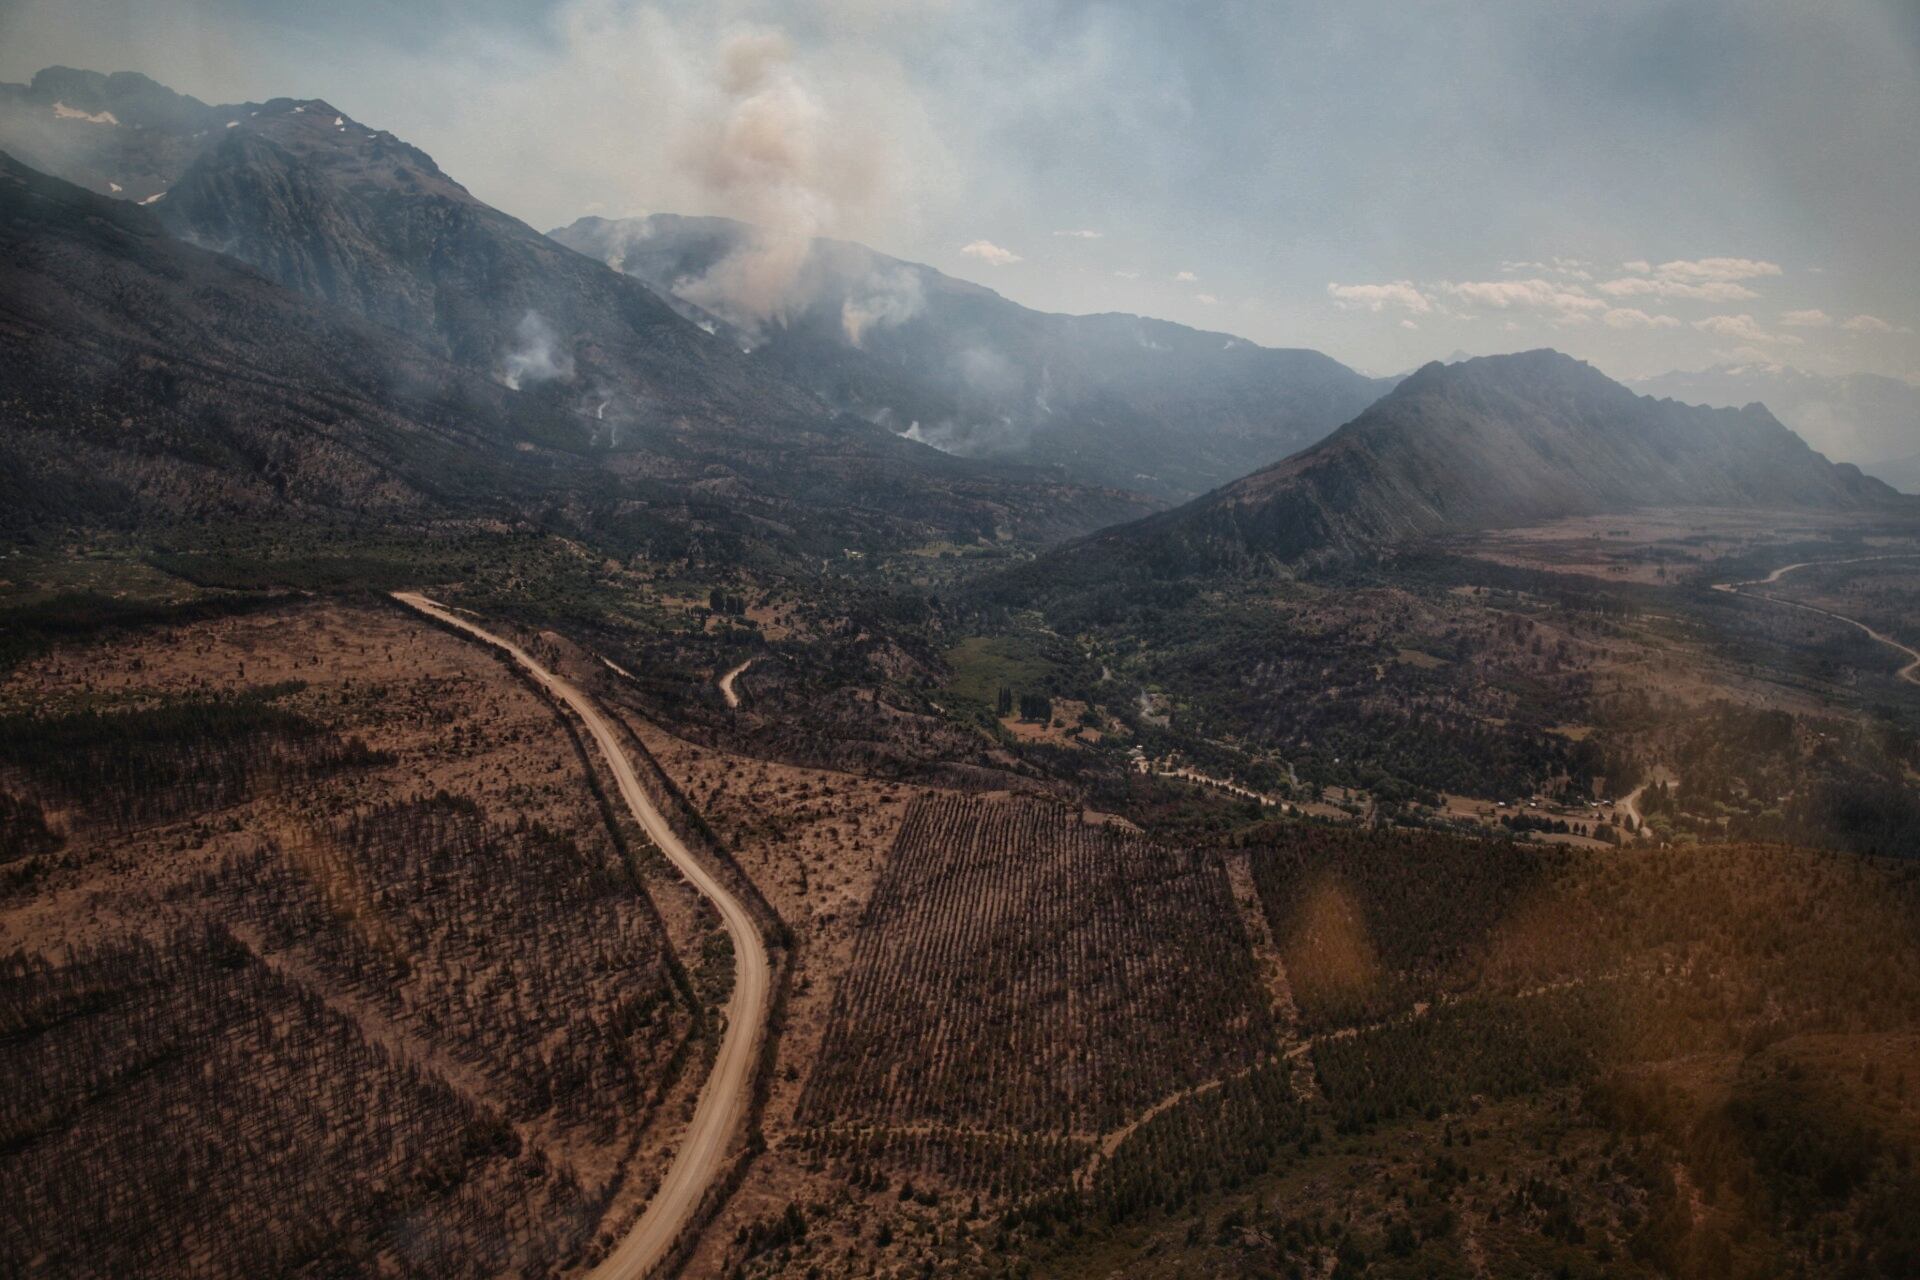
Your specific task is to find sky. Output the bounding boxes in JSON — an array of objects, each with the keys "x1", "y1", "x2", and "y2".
[{"x1": 3, "y1": 0, "x2": 1917, "y2": 381}]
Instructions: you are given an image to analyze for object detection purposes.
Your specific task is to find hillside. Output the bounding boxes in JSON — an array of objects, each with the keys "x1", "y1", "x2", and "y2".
[
  {"x1": 1057, "y1": 349, "x2": 1905, "y2": 576},
  {"x1": 1635, "y1": 363, "x2": 1920, "y2": 492},
  {"x1": 0, "y1": 151, "x2": 603, "y2": 532},
  {"x1": 551, "y1": 213, "x2": 1386, "y2": 499},
  {"x1": 0, "y1": 67, "x2": 798, "y2": 429}
]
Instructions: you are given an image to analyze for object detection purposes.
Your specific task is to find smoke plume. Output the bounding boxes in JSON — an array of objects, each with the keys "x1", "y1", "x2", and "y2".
[
  {"x1": 671, "y1": 27, "x2": 898, "y2": 337},
  {"x1": 498, "y1": 311, "x2": 573, "y2": 390},
  {"x1": 840, "y1": 266, "x2": 925, "y2": 346}
]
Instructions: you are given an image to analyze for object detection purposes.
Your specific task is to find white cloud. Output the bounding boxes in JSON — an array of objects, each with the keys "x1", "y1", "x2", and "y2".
[
  {"x1": 1692, "y1": 313, "x2": 1801, "y2": 344},
  {"x1": 1440, "y1": 277, "x2": 1605, "y2": 315},
  {"x1": 1052, "y1": 228, "x2": 1102, "y2": 239},
  {"x1": 1842, "y1": 313, "x2": 1894, "y2": 333},
  {"x1": 1597, "y1": 276, "x2": 1760, "y2": 302},
  {"x1": 1500, "y1": 257, "x2": 1591, "y2": 279},
  {"x1": 1112, "y1": 269, "x2": 1140, "y2": 279},
  {"x1": 1653, "y1": 257, "x2": 1783, "y2": 283},
  {"x1": 1194, "y1": 292, "x2": 1218, "y2": 304},
  {"x1": 1399, "y1": 319, "x2": 1419, "y2": 330},
  {"x1": 1778, "y1": 309, "x2": 1833, "y2": 328},
  {"x1": 1602, "y1": 307, "x2": 1681, "y2": 329},
  {"x1": 1621, "y1": 260, "x2": 1652, "y2": 275},
  {"x1": 1174, "y1": 270, "x2": 1197, "y2": 282},
  {"x1": 1326, "y1": 280, "x2": 1432, "y2": 314},
  {"x1": 960, "y1": 239, "x2": 1021, "y2": 266}
]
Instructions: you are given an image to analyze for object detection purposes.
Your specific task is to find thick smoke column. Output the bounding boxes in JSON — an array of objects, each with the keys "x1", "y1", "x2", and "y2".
[{"x1": 674, "y1": 28, "x2": 914, "y2": 340}]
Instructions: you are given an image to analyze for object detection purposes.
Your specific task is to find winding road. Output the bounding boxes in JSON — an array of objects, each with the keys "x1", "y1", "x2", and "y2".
[
  {"x1": 717, "y1": 657, "x2": 755, "y2": 709},
  {"x1": 392, "y1": 593, "x2": 769, "y2": 1280},
  {"x1": 1712, "y1": 555, "x2": 1920, "y2": 686}
]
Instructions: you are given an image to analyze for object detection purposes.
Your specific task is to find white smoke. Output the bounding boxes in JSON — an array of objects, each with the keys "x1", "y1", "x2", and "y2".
[
  {"x1": 498, "y1": 311, "x2": 574, "y2": 390},
  {"x1": 840, "y1": 265, "x2": 925, "y2": 346},
  {"x1": 669, "y1": 27, "x2": 901, "y2": 337}
]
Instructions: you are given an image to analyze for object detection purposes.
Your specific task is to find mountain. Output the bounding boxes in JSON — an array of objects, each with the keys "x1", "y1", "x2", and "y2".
[
  {"x1": 0, "y1": 71, "x2": 1158, "y2": 554},
  {"x1": 1053, "y1": 350, "x2": 1905, "y2": 576},
  {"x1": 1634, "y1": 363, "x2": 1920, "y2": 492},
  {"x1": 0, "y1": 67, "x2": 807, "y2": 429},
  {"x1": 0, "y1": 149, "x2": 1149, "y2": 555},
  {"x1": 0, "y1": 150, "x2": 604, "y2": 533},
  {"x1": 550, "y1": 213, "x2": 1387, "y2": 499}
]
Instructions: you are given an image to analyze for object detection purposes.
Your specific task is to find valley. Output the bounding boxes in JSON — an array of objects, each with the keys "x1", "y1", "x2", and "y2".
[{"x1": 2, "y1": 31, "x2": 1918, "y2": 1280}]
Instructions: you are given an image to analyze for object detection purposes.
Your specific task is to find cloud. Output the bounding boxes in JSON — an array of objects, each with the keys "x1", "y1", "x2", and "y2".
[
  {"x1": 1326, "y1": 280, "x2": 1432, "y2": 314},
  {"x1": 1112, "y1": 269, "x2": 1140, "y2": 279},
  {"x1": 1194, "y1": 292, "x2": 1218, "y2": 304},
  {"x1": 1653, "y1": 257, "x2": 1783, "y2": 283},
  {"x1": 1052, "y1": 228, "x2": 1102, "y2": 239},
  {"x1": 1692, "y1": 313, "x2": 1801, "y2": 344},
  {"x1": 1842, "y1": 313, "x2": 1894, "y2": 333},
  {"x1": 1596, "y1": 276, "x2": 1760, "y2": 302},
  {"x1": 961, "y1": 239, "x2": 1021, "y2": 266},
  {"x1": 498, "y1": 310, "x2": 574, "y2": 389},
  {"x1": 1602, "y1": 307, "x2": 1681, "y2": 329},
  {"x1": 1174, "y1": 270, "x2": 1197, "y2": 282},
  {"x1": 1399, "y1": 319, "x2": 1418, "y2": 330},
  {"x1": 1778, "y1": 309, "x2": 1833, "y2": 328},
  {"x1": 1440, "y1": 277, "x2": 1606, "y2": 316},
  {"x1": 1593, "y1": 257, "x2": 1778, "y2": 305}
]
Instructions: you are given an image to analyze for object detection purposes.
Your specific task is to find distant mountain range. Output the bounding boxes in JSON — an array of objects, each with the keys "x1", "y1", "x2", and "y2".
[
  {"x1": 0, "y1": 67, "x2": 1159, "y2": 554},
  {"x1": 0, "y1": 67, "x2": 808, "y2": 429},
  {"x1": 1050, "y1": 351, "x2": 1905, "y2": 577},
  {"x1": 1633, "y1": 364, "x2": 1920, "y2": 494},
  {"x1": 5, "y1": 66, "x2": 1909, "y2": 577},
  {"x1": 0, "y1": 152, "x2": 595, "y2": 532},
  {"x1": 551, "y1": 213, "x2": 1388, "y2": 499}
]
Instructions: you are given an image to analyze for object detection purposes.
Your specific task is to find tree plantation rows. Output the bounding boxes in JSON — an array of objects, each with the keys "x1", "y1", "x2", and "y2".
[
  {"x1": 0, "y1": 927, "x2": 603, "y2": 1278},
  {"x1": 977, "y1": 822, "x2": 1920, "y2": 1276},
  {"x1": 797, "y1": 796, "x2": 1274, "y2": 1185},
  {"x1": 0, "y1": 626, "x2": 707, "y2": 1279},
  {"x1": 199, "y1": 795, "x2": 694, "y2": 1144},
  {"x1": 1078, "y1": 1056, "x2": 1308, "y2": 1225},
  {"x1": 0, "y1": 686, "x2": 391, "y2": 835},
  {"x1": 1246, "y1": 824, "x2": 1567, "y2": 1031},
  {"x1": 789, "y1": 1125, "x2": 1092, "y2": 1201}
]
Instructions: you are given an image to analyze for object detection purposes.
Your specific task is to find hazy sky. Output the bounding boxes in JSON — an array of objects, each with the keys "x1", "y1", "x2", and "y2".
[{"x1": 4, "y1": 0, "x2": 1916, "y2": 380}]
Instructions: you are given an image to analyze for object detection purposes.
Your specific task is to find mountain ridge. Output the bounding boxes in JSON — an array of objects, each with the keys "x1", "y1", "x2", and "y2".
[
  {"x1": 551, "y1": 212, "x2": 1389, "y2": 499},
  {"x1": 1049, "y1": 349, "x2": 1907, "y2": 578},
  {"x1": 1633, "y1": 362, "x2": 1920, "y2": 492}
]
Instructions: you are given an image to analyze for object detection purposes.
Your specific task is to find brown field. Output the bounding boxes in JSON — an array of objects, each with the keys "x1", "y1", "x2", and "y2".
[
  {"x1": 1457, "y1": 507, "x2": 1920, "y2": 584},
  {"x1": 795, "y1": 796, "x2": 1275, "y2": 1176},
  {"x1": 0, "y1": 600, "x2": 719, "y2": 1278}
]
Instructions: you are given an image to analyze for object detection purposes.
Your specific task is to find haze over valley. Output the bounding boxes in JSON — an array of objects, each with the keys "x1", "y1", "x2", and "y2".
[{"x1": 2, "y1": 5, "x2": 1918, "y2": 1278}]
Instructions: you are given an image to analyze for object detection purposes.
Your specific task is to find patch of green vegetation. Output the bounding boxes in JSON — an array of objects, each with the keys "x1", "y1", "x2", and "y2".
[
  {"x1": 942, "y1": 633, "x2": 1063, "y2": 707},
  {"x1": 0, "y1": 542, "x2": 198, "y2": 608},
  {"x1": 0, "y1": 591, "x2": 285, "y2": 676}
]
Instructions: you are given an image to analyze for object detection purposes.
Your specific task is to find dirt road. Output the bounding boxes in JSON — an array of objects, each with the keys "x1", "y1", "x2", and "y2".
[
  {"x1": 718, "y1": 657, "x2": 755, "y2": 709},
  {"x1": 1713, "y1": 556, "x2": 1920, "y2": 686},
  {"x1": 392, "y1": 593, "x2": 769, "y2": 1280}
]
